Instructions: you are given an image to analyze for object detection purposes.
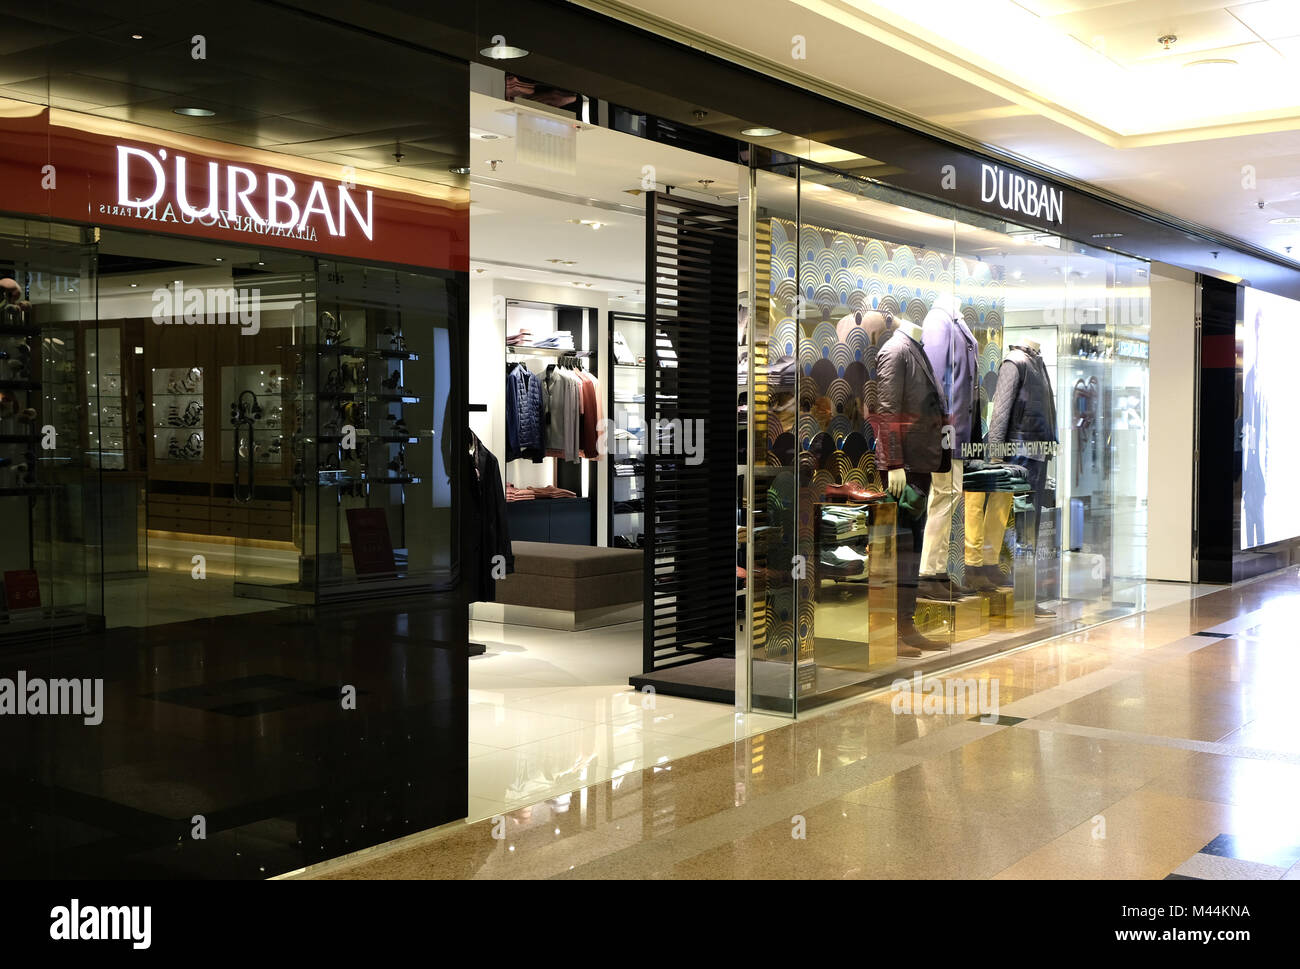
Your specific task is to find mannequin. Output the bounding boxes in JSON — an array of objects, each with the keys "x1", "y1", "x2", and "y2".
[
  {"x1": 986, "y1": 337, "x2": 1058, "y2": 616},
  {"x1": 915, "y1": 297, "x2": 980, "y2": 600},
  {"x1": 875, "y1": 319, "x2": 949, "y2": 653}
]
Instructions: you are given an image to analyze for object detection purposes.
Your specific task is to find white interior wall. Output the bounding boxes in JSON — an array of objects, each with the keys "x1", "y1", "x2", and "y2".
[{"x1": 1146, "y1": 262, "x2": 1197, "y2": 582}]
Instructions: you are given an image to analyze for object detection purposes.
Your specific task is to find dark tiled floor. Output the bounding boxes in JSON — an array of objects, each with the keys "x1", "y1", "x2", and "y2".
[{"x1": 0, "y1": 595, "x2": 467, "y2": 879}]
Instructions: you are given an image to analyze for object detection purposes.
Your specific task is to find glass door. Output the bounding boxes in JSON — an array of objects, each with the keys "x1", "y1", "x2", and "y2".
[{"x1": 228, "y1": 261, "x2": 314, "y2": 603}]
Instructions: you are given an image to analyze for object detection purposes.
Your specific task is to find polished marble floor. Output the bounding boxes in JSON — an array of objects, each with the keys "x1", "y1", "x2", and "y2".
[
  {"x1": 303, "y1": 568, "x2": 1300, "y2": 880},
  {"x1": 465, "y1": 618, "x2": 787, "y2": 821}
]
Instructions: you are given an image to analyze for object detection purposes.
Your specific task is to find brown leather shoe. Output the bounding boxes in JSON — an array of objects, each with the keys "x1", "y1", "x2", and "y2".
[{"x1": 824, "y1": 483, "x2": 886, "y2": 503}]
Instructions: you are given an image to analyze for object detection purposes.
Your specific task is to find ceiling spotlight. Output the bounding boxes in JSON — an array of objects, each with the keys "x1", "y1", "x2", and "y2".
[
  {"x1": 480, "y1": 40, "x2": 529, "y2": 59},
  {"x1": 741, "y1": 126, "x2": 782, "y2": 137},
  {"x1": 130, "y1": 33, "x2": 143, "y2": 40},
  {"x1": 1268, "y1": 217, "x2": 1300, "y2": 225},
  {"x1": 449, "y1": 165, "x2": 471, "y2": 175},
  {"x1": 173, "y1": 106, "x2": 215, "y2": 117},
  {"x1": 129, "y1": 283, "x2": 138, "y2": 288},
  {"x1": 214, "y1": 257, "x2": 223, "y2": 262},
  {"x1": 565, "y1": 218, "x2": 606, "y2": 230}
]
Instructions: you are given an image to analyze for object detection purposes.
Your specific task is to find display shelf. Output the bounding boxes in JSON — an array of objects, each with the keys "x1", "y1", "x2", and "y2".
[
  {"x1": 306, "y1": 343, "x2": 419, "y2": 361},
  {"x1": 318, "y1": 434, "x2": 419, "y2": 444},
  {"x1": 506, "y1": 345, "x2": 586, "y2": 356},
  {"x1": 317, "y1": 472, "x2": 422, "y2": 485}
]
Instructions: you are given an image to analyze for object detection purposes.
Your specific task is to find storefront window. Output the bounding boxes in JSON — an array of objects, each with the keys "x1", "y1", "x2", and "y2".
[{"x1": 748, "y1": 162, "x2": 1151, "y2": 711}]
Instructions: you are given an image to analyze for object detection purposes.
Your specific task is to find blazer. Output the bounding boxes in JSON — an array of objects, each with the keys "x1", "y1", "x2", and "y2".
[
  {"x1": 464, "y1": 430, "x2": 513, "y2": 603},
  {"x1": 874, "y1": 330, "x2": 950, "y2": 473},
  {"x1": 987, "y1": 346, "x2": 1057, "y2": 462},
  {"x1": 921, "y1": 305, "x2": 982, "y2": 451}
]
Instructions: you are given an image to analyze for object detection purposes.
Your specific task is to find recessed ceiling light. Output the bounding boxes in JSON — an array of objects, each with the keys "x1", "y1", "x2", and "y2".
[
  {"x1": 480, "y1": 42, "x2": 529, "y2": 60},
  {"x1": 129, "y1": 283, "x2": 138, "y2": 288},
  {"x1": 173, "y1": 106, "x2": 216, "y2": 117},
  {"x1": 741, "y1": 126, "x2": 782, "y2": 137},
  {"x1": 565, "y1": 219, "x2": 605, "y2": 230},
  {"x1": 470, "y1": 131, "x2": 502, "y2": 141},
  {"x1": 214, "y1": 257, "x2": 223, "y2": 262},
  {"x1": 1268, "y1": 217, "x2": 1300, "y2": 225},
  {"x1": 130, "y1": 33, "x2": 143, "y2": 40},
  {"x1": 1184, "y1": 58, "x2": 1238, "y2": 71},
  {"x1": 449, "y1": 165, "x2": 471, "y2": 175}
]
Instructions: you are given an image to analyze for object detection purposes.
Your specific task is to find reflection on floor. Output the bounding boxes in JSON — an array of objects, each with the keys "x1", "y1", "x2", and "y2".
[
  {"x1": 0, "y1": 594, "x2": 467, "y2": 878},
  {"x1": 104, "y1": 535, "x2": 303, "y2": 628},
  {"x1": 308, "y1": 569, "x2": 1300, "y2": 880},
  {"x1": 805, "y1": 576, "x2": 1225, "y2": 701},
  {"x1": 465, "y1": 618, "x2": 785, "y2": 821},
  {"x1": 105, "y1": 571, "x2": 282, "y2": 627}
]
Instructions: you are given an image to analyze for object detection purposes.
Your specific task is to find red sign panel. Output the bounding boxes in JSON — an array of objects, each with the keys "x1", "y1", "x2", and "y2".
[
  {"x1": 345, "y1": 508, "x2": 398, "y2": 576},
  {"x1": 0, "y1": 106, "x2": 467, "y2": 272},
  {"x1": 3, "y1": 570, "x2": 41, "y2": 611}
]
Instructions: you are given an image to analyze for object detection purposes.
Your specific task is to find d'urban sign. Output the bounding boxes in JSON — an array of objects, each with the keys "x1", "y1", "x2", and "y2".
[
  {"x1": 110, "y1": 145, "x2": 375, "y2": 242},
  {"x1": 980, "y1": 163, "x2": 1064, "y2": 226},
  {"x1": 0, "y1": 106, "x2": 467, "y2": 271}
]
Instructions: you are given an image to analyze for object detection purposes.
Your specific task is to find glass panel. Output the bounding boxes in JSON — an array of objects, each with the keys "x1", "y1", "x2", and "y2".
[
  {"x1": 229, "y1": 268, "x2": 314, "y2": 601},
  {"x1": 0, "y1": 223, "x2": 98, "y2": 639},
  {"x1": 747, "y1": 163, "x2": 1154, "y2": 712},
  {"x1": 310, "y1": 260, "x2": 454, "y2": 599},
  {"x1": 792, "y1": 165, "x2": 965, "y2": 710},
  {"x1": 748, "y1": 163, "x2": 800, "y2": 715}
]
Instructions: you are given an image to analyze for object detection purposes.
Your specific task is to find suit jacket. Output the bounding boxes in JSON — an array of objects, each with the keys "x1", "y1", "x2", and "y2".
[
  {"x1": 874, "y1": 330, "x2": 950, "y2": 473},
  {"x1": 921, "y1": 306, "x2": 982, "y2": 452},
  {"x1": 464, "y1": 431, "x2": 513, "y2": 602},
  {"x1": 987, "y1": 346, "x2": 1057, "y2": 462}
]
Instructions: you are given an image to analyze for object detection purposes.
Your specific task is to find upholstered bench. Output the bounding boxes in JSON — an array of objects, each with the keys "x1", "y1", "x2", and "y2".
[{"x1": 470, "y1": 541, "x2": 643, "y2": 630}]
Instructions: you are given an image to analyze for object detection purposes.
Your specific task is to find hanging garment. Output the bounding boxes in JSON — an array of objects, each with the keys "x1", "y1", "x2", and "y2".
[
  {"x1": 506, "y1": 363, "x2": 544, "y2": 462},
  {"x1": 577, "y1": 368, "x2": 603, "y2": 459},
  {"x1": 465, "y1": 430, "x2": 513, "y2": 602}
]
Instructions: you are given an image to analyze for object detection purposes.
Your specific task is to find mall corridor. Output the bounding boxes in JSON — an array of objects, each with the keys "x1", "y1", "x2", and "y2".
[{"x1": 304, "y1": 568, "x2": 1300, "y2": 880}]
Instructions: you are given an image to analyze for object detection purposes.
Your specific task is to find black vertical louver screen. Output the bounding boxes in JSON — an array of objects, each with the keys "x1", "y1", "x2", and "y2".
[{"x1": 643, "y1": 192, "x2": 739, "y2": 672}]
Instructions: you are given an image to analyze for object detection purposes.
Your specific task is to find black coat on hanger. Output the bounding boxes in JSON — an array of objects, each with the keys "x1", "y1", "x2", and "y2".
[{"x1": 463, "y1": 429, "x2": 513, "y2": 602}]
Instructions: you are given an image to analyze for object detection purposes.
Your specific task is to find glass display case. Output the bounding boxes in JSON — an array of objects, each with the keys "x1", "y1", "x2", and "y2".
[
  {"x1": 150, "y1": 365, "x2": 205, "y2": 467},
  {"x1": 304, "y1": 260, "x2": 451, "y2": 598},
  {"x1": 746, "y1": 161, "x2": 1152, "y2": 713}
]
